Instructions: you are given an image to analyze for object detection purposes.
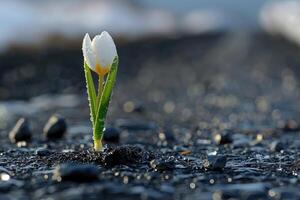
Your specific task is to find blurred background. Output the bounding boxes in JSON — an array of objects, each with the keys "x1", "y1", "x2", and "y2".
[{"x1": 1, "y1": 0, "x2": 300, "y2": 49}]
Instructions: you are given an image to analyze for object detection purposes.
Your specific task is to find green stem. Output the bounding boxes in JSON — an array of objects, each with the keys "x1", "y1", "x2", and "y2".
[
  {"x1": 94, "y1": 75, "x2": 104, "y2": 151},
  {"x1": 93, "y1": 119, "x2": 104, "y2": 151},
  {"x1": 93, "y1": 57, "x2": 119, "y2": 151},
  {"x1": 94, "y1": 138, "x2": 102, "y2": 151}
]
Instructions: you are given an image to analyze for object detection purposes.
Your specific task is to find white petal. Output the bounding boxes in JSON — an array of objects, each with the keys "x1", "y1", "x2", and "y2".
[
  {"x1": 91, "y1": 31, "x2": 117, "y2": 68},
  {"x1": 82, "y1": 33, "x2": 97, "y2": 70}
]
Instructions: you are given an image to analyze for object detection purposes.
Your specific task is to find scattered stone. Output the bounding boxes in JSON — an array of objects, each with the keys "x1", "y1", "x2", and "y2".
[
  {"x1": 158, "y1": 128, "x2": 175, "y2": 142},
  {"x1": 103, "y1": 145, "x2": 152, "y2": 167},
  {"x1": 281, "y1": 120, "x2": 300, "y2": 132},
  {"x1": 43, "y1": 115, "x2": 67, "y2": 140},
  {"x1": 270, "y1": 141, "x2": 285, "y2": 152},
  {"x1": 115, "y1": 119, "x2": 156, "y2": 131},
  {"x1": 173, "y1": 146, "x2": 191, "y2": 155},
  {"x1": 269, "y1": 187, "x2": 300, "y2": 200},
  {"x1": 203, "y1": 155, "x2": 227, "y2": 171},
  {"x1": 0, "y1": 173, "x2": 10, "y2": 181},
  {"x1": 213, "y1": 131, "x2": 233, "y2": 145},
  {"x1": 9, "y1": 118, "x2": 31, "y2": 143},
  {"x1": 35, "y1": 148, "x2": 51, "y2": 156},
  {"x1": 150, "y1": 159, "x2": 175, "y2": 172},
  {"x1": 103, "y1": 126, "x2": 121, "y2": 143},
  {"x1": 53, "y1": 163, "x2": 99, "y2": 182},
  {"x1": 179, "y1": 150, "x2": 192, "y2": 156}
]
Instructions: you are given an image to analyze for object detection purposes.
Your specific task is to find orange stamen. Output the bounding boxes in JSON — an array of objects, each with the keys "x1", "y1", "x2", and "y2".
[{"x1": 95, "y1": 63, "x2": 110, "y2": 76}]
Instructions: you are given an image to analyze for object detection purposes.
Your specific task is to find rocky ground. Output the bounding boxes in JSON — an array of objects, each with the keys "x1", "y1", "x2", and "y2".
[{"x1": 1, "y1": 32, "x2": 300, "y2": 199}]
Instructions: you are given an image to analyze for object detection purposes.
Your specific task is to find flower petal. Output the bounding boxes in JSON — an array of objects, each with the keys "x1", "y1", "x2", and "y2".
[
  {"x1": 82, "y1": 33, "x2": 97, "y2": 70},
  {"x1": 91, "y1": 31, "x2": 117, "y2": 68}
]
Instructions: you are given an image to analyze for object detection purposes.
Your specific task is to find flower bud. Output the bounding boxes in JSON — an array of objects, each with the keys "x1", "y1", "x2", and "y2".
[{"x1": 82, "y1": 31, "x2": 117, "y2": 76}]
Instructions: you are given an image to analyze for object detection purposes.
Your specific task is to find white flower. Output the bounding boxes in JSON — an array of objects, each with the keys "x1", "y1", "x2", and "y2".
[{"x1": 82, "y1": 31, "x2": 117, "y2": 76}]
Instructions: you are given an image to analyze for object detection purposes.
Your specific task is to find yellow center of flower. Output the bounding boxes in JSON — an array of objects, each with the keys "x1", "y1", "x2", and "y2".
[{"x1": 95, "y1": 63, "x2": 110, "y2": 76}]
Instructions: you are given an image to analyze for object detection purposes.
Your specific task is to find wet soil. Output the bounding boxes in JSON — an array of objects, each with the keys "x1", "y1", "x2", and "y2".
[{"x1": 1, "y1": 32, "x2": 300, "y2": 199}]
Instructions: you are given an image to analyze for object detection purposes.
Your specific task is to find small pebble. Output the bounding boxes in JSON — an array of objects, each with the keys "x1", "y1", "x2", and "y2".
[
  {"x1": 158, "y1": 128, "x2": 175, "y2": 142},
  {"x1": 103, "y1": 126, "x2": 121, "y2": 143},
  {"x1": 173, "y1": 146, "x2": 190, "y2": 154},
  {"x1": 150, "y1": 159, "x2": 175, "y2": 172},
  {"x1": 43, "y1": 115, "x2": 67, "y2": 140},
  {"x1": 270, "y1": 141, "x2": 285, "y2": 152},
  {"x1": 203, "y1": 155, "x2": 227, "y2": 171},
  {"x1": 53, "y1": 163, "x2": 99, "y2": 182},
  {"x1": 213, "y1": 131, "x2": 233, "y2": 145},
  {"x1": 281, "y1": 120, "x2": 300, "y2": 132},
  {"x1": 35, "y1": 148, "x2": 51, "y2": 156},
  {"x1": 9, "y1": 118, "x2": 31, "y2": 143}
]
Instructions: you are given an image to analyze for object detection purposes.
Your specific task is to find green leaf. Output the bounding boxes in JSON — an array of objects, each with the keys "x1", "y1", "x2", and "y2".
[
  {"x1": 83, "y1": 61, "x2": 97, "y2": 125},
  {"x1": 94, "y1": 56, "x2": 118, "y2": 140}
]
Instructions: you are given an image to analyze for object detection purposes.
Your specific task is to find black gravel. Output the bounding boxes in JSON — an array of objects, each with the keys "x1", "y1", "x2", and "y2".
[
  {"x1": 53, "y1": 163, "x2": 100, "y2": 182},
  {"x1": 9, "y1": 118, "x2": 32, "y2": 143},
  {"x1": 43, "y1": 115, "x2": 67, "y2": 140},
  {"x1": 1, "y1": 32, "x2": 300, "y2": 199}
]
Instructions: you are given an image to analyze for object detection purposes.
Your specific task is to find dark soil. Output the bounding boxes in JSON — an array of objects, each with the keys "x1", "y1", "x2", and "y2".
[{"x1": 1, "y1": 32, "x2": 300, "y2": 199}]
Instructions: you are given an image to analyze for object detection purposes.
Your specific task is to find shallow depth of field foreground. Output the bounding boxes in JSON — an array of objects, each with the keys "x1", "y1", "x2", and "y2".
[{"x1": 1, "y1": 1, "x2": 300, "y2": 200}]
